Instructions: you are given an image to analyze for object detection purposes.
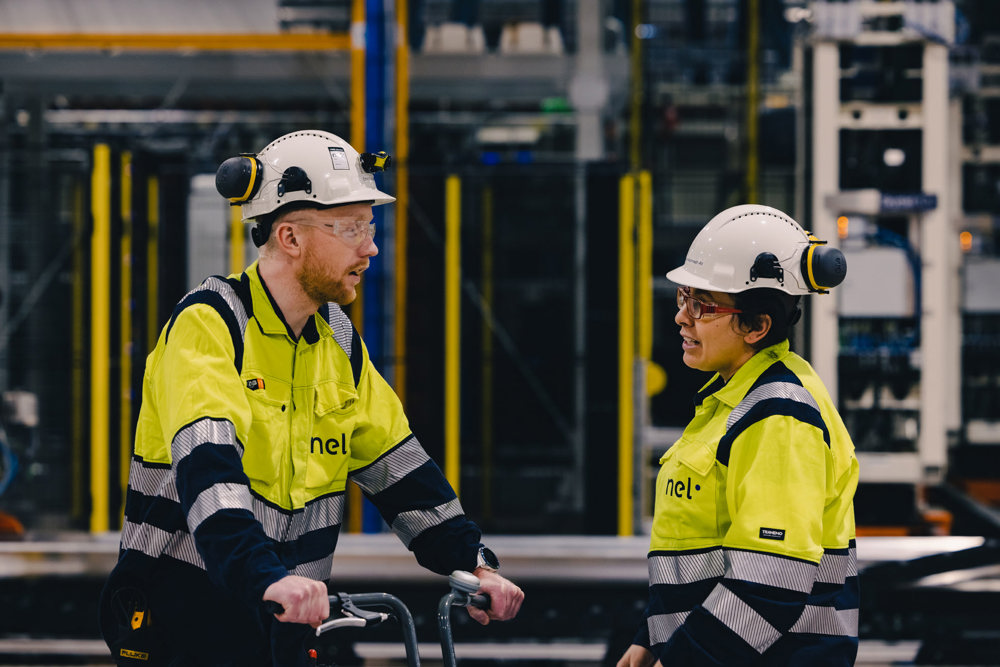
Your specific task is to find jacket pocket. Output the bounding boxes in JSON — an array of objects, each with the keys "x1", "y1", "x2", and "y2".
[
  {"x1": 314, "y1": 381, "x2": 359, "y2": 417},
  {"x1": 241, "y1": 375, "x2": 290, "y2": 499},
  {"x1": 678, "y1": 439, "x2": 717, "y2": 477},
  {"x1": 305, "y1": 382, "x2": 357, "y2": 492},
  {"x1": 653, "y1": 438, "x2": 720, "y2": 540}
]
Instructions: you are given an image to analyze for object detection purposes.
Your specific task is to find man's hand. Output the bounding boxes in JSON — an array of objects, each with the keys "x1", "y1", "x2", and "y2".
[
  {"x1": 263, "y1": 575, "x2": 330, "y2": 628},
  {"x1": 466, "y1": 568, "x2": 524, "y2": 625},
  {"x1": 616, "y1": 644, "x2": 658, "y2": 667}
]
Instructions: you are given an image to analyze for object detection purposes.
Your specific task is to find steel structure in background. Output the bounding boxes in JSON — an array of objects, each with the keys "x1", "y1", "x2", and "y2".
[
  {"x1": 807, "y1": 0, "x2": 960, "y2": 529},
  {"x1": 617, "y1": 174, "x2": 635, "y2": 538},
  {"x1": 745, "y1": 0, "x2": 761, "y2": 204},
  {"x1": 618, "y1": 170, "x2": 654, "y2": 538},
  {"x1": 119, "y1": 151, "x2": 134, "y2": 515},
  {"x1": 89, "y1": 145, "x2": 111, "y2": 533},
  {"x1": 0, "y1": 0, "x2": 649, "y2": 539},
  {"x1": 394, "y1": 0, "x2": 412, "y2": 409},
  {"x1": 444, "y1": 174, "x2": 462, "y2": 494},
  {"x1": 0, "y1": 3, "x2": 366, "y2": 534}
]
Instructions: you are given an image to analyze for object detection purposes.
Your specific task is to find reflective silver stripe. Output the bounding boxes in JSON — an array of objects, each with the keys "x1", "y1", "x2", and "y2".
[
  {"x1": 287, "y1": 495, "x2": 346, "y2": 541},
  {"x1": 292, "y1": 555, "x2": 334, "y2": 581},
  {"x1": 187, "y1": 483, "x2": 254, "y2": 534},
  {"x1": 122, "y1": 519, "x2": 170, "y2": 555},
  {"x1": 790, "y1": 605, "x2": 859, "y2": 637},
  {"x1": 325, "y1": 303, "x2": 353, "y2": 357},
  {"x1": 251, "y1": 496, "x2": 294, "y2": 542},
  {"x1": 727, "y1": 382, "x2": 819, "y2": 431},
  {"x1": 648, "y1": 549, "x2": 726, "y2": 586},
  {"x1": 391, "y1": 497, "x2": 465, "y2": 547},
  {"x1": 172, "y1": 419, "x2": 243, "y2": 462},
  {"x1": 815, "y1": 547, "x2": 857, "y2": 584},
  {"x1": 703, "y1": 585, "x2": 781, "y2": 654},
  {"x1": 164, "y1": 531, "x2": 206, "y2": 569},
  {"x1": 128, "y1": 459, "x2": 179, "y2": 501},
  {"x1": 727, "y1": 550, "x2": 817, "y2": 594},
  {"x1": 121, "y1": 520, "x2": 205, "y2": 570},
  {"x1": 350, "y1": 438, "x2": 429, "y2": 496},
  {"x1": 648, "y1": 611, "x2": 690, "y2": 645},
  {"x1": 199, "y1": 276, "x2": 250, "y2": 337}
]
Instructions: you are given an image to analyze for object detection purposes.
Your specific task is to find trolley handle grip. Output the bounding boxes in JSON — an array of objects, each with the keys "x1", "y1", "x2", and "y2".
[
  {"x1": 264, "y1": 601, "x2": 285, "y2": 616},
  {"x1": 469, "y1": 593, "x2": 490, "y2": 610}
]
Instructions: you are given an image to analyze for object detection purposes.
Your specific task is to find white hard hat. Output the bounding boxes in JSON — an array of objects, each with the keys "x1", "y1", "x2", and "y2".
[
  {"x1": 215, "y1": 129, "x2": 395, "y2": 222},
  {"x1": 666, "y1": 204, "x2": 846, "y2": 295}
]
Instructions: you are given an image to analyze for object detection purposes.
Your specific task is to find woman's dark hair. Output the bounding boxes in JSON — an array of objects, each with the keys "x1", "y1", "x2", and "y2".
[{"x1": 732, "y1": 288, "x2": 802, "y2": 351}]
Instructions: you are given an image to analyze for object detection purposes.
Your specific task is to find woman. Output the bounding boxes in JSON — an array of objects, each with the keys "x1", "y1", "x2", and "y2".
[{"x1": 619, "y1": 205, "x2": 858, "y2": 666}]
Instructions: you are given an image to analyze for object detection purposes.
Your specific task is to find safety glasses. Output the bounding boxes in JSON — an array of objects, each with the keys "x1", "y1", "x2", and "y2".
[
  {"x1": 295, "y1": 219, "x2": 376, "y2": 248},
  {"x1": 676, "y1": 286, "x2": 742, "y2": 320}
]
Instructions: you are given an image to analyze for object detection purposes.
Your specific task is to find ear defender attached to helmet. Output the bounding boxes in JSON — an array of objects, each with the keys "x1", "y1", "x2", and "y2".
[
  {"x1": 216, "y1": 154, "x2": 263, "y2": 204},
  {"x1": 801, "y1": 235, "x2": 847, "y2": 293}
]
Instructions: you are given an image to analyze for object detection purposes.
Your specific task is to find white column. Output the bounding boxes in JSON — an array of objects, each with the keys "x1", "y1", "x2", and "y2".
[
  {"x1": 809, "y1": 40, "x2": 841, "y2": 396},
  {"x1": 918, "y1": 42, "x2": 958, "y2": 480}
]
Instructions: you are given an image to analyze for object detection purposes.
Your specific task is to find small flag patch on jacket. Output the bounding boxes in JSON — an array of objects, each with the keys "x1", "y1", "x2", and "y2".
[
  {"x1": 759, "y1": 527, "x2": 785, "y2": 541},
  {"x1": 246, "y1": 378, "x2": 265, "y2": 391}
]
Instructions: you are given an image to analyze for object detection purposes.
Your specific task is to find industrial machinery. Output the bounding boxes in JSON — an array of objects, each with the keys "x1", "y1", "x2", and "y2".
[{"x1": 805, "y1": 0, "x2": 960, "y2": 532}]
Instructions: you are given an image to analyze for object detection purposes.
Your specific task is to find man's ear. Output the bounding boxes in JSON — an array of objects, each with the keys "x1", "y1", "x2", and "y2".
[
  {"x1": 743, "y1": 313, "x2": 772, "y2": 346},
  {"x1": 273, "y1": 221, "x2": 302, "y2": 257}
]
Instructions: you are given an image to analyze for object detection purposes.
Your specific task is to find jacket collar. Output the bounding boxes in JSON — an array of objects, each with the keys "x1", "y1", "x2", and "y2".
[
  {"x1": 695, "y1": 340, "x2": 791, "y2": 408},
  {"x1": 245, "y1": 261, "x2": 326, "y2": 343}
]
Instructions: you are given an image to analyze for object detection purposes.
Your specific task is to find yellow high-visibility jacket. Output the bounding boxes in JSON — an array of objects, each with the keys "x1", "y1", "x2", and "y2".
[
  {"x1": 116, "y1": 262, "x2": 481, "y2": 612},
  {"x1": 636, "y1": 341, "x2": 859, "y2": 665}
]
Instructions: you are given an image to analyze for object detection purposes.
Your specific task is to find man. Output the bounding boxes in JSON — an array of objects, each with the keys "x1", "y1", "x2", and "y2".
[{"x1": 100, "y1": 130, "x2": 523, "y2": 666}]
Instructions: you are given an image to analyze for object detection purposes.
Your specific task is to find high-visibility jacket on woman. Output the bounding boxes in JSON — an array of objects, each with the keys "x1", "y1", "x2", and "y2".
[
  {"x1": 635, "y1": 341, "x2": 859, "y2": 666},
  {"x1": 112, "y1": 262, "x2": 481, "y2": 648}
]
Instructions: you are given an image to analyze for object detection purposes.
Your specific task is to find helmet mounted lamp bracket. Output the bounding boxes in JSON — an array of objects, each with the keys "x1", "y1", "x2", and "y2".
[
  {"x1": 277, "y1": 166, "x2": 312, "y2": 198},
  {"x1": 749, "y1": 252, "x2": 784, "y2": 286}
]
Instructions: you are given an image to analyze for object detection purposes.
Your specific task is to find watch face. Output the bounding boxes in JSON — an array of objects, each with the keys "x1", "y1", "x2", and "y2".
[{"x1": 479, "y1": 547, "x2": 499, "y2": 569}]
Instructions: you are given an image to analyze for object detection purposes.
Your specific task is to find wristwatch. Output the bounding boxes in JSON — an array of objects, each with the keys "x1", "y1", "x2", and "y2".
[{"x1": 475, "y1": 546, "x2": 500, "y2": 573}]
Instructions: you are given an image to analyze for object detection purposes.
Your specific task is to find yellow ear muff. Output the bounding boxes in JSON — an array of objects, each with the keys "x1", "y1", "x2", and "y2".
[
  {"x1": 801, "y1": 234, "x2": 847, "y2": 293},
  {"x1": 215, "y1": 155, "x2": 262, "y2": 203},
  {"x1": 804, "y1": 242, "x2": 823, "y2": 291}
]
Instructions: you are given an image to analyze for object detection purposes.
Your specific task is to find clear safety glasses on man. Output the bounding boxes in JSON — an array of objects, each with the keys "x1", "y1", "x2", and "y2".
[
  {"x1": 297, "y1": 219, "x2": 376, "y2": 248},
  {"x1": 676, "y1": 286, "x2": 743, "y2": 320}
]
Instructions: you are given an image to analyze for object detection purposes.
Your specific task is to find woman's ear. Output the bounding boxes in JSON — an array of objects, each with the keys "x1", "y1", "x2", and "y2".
[{"x1": 743, "y1": 313, "x2": 772, "y2": 346}]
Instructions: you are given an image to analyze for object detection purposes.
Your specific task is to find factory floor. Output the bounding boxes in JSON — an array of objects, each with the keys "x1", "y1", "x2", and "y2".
[{"x1": 0, "y1": 637, "x2": 930, "y2": 666}]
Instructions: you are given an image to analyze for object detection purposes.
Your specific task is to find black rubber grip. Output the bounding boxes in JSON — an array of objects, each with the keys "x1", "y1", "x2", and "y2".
[
  {"x1": 469, "y1": 593, "x2": 490, "y2": 610},
  {"x1": 264, "y1": 601, "x2": 285, "y2": 615}
]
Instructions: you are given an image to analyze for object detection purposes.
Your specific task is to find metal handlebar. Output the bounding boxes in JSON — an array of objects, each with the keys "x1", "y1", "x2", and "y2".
[
  {"x1": 316, "y1": 592, "x2": 421, "y2": 666},
  {"x1": 314, "y1": 592, "x2": 394, "y2": 636},
  {"x1": 438, "y1": 570, "x2": 491, "y2": 667},
  {"x1": 265, "y1": 592, "x2": 422, "y2": 667},
  {"x1": 266, "y1": 570, "x2": 490, "y2": 667}
]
